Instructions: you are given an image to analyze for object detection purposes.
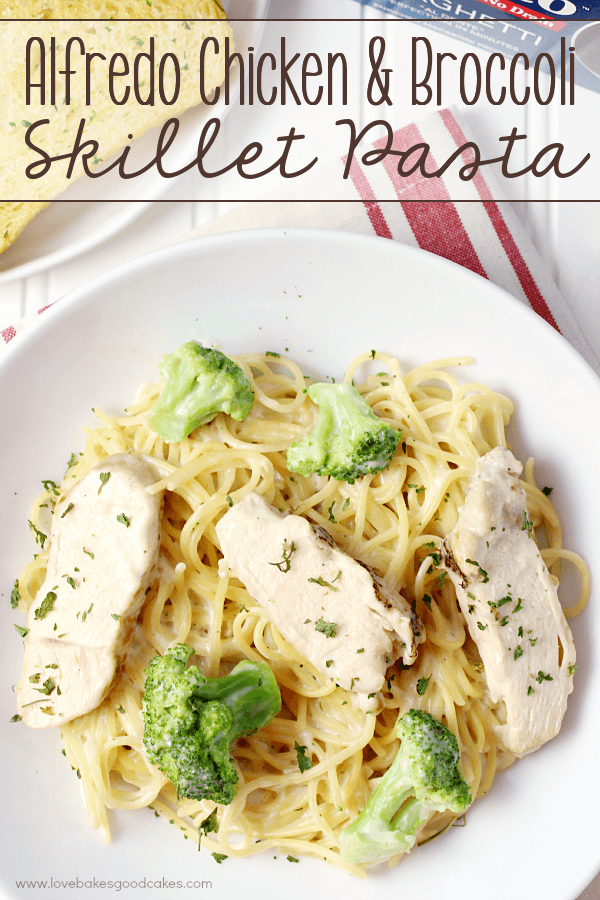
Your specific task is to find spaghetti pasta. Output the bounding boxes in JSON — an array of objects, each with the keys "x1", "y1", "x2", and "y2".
[{"x1": 16, "y1": 351, "x2": 589, "y2": 876}]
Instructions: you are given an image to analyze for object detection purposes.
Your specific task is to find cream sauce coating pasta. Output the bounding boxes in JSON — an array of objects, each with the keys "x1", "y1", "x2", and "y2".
[{"x1": 15, "y1": 351, "x2": 589, "y2": 877}]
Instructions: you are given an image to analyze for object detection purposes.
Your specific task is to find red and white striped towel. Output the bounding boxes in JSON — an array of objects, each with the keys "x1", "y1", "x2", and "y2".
[{"x1": 2, "y1": 108, "x2": 598, "y2": 375}]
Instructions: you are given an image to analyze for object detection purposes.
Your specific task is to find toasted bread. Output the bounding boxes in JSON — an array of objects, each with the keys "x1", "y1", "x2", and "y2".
[{"x1": 0, "y1": 1, "x2": 232, "y2": 254}]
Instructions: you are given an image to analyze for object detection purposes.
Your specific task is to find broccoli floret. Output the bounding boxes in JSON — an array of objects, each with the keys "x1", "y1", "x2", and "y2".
[
  {"x1": 286, "y1": 382, "x2": 400, "y2": 484},
  {"x1": 339, "y1": 709, "x2": 472, "y2": 866},
  {"x1": 142, "y1": 644, "x2": 281, "y2": 805},
  {"x1": 149, "y1": 342, "x2": 254, "y2": 442}
]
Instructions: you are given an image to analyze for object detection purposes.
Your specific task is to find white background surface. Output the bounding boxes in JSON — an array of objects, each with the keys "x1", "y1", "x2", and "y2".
[{"x1": 0, "y1": 2, "x2": 598, "y2": 897}]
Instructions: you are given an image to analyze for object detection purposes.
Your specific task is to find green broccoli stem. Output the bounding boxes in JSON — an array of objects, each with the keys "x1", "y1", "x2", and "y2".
[
  {"x1": 391, "y1": 794, "x2": 429, "y2": 836},
  {"x1": 340, "y1": 709, "x2": 472, "y2": 867},
  {"x1": 353, "y1": 753, "x2": 424, "y2": 842},
  {"x1": 339, "y1": 736, "x2": 452, "y2": 865},
  {"x1": 309, "y1": 382, "x2": 373, "y2": 446},
  {"x1": 194, "y1": 659, "x2": 281, "y2": 740}
]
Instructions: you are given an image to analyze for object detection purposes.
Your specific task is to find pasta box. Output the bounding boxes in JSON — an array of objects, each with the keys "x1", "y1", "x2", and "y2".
[{"x1": 354, "y1": 0, "x2": 600, "y2": 94}]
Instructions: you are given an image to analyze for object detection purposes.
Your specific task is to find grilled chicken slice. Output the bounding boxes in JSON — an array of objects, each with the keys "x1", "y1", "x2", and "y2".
[
  {"x1": 216, "y1": 492, "x2": 423, "y2": 703},
  {"x1": 442, "y1": 447, "x2": 576, "y2": 757},
  {"x1": 17, "y1": 454, "x2": 163, "y2": 728}
]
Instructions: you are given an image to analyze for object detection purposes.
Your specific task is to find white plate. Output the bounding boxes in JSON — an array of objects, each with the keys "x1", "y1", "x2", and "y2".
[
  {"x1": 0, "y1": 1, "x2": 270, "y2": 284},
  {"x1": 1, "y1": 229, "x2": 598, "y2": 900}
]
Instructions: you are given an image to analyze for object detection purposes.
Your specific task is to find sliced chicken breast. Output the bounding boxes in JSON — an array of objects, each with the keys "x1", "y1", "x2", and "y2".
[
  {"x1": 17, "y1": 454, "x2": 163, "y2": 728},
  {"x1": 442, "y1": 446, "x2": 576, "y2": 757},
  {"x1": 216, "y1": 493, "x2": 423, "y2": 703}
]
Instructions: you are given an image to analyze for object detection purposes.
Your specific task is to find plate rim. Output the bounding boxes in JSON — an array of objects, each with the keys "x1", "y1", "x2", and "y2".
[
  {"x1": 1, "y1": 226, "x2": 599, "y2": 900},
  {"x1": 2, "y1": 225, "x2": 599, "y2": 394}
]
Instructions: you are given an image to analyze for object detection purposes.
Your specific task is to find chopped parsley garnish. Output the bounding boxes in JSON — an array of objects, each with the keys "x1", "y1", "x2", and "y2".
[
  {"x1": 416, "y1": 675, "x2": 431, "y2": 695},
  {"x1": 327, "y1": 500, "x2": 336, "y2": 523},
  {"x1": 465, "y1": 559, "x2": 489, "y2": 583},
  {"x1": 532, "y1": 671, "x2": 553, "y2": 684},
  {"x1": 514, "y1": 646, "x2": 523, "y2": 660},
  {"x1": 29, "y1": 673, "x2": 40, "y2": 683},
  {"x1": 66, "y1": 452, "x2": 77, "y2": 469},
  {"x1": 14, "y1": 623, "x2": 29, "y2": 638},
  {"x1": 66, "y1": 576, "x2": 76, "y2": 589},
  {"x1": 211, "y1": 853, "x2": 228, "y2": 864},
  {"x1": 270, "y1": 539, "x2": 296, "y2": 573},
  {"x1": 435, "y1": 571, "x2": 446, "y2": 588},
  {"x1": 308, "y1": 576, "x2": 339, "y2": 592},
  {"x1": 34, "y1": 677, "x2": 56, "y2": 696},
  {"x1": 226, "y1": 494, "x2": 233, "y2": 507},
  {"x1": 265, "y1": 350, "x2": 281, "y2": 357},
  {"x1": 61, "y1": 502, "x2": 75, "y2": 518},
  {"x1": 198, "y1": 809, "x2": 218, "y2": 848},
  {"x1": 111, "y1": 613, "x2": 121, "y2": 621},
  {"x1": 522, "y1": 511, "x2": 533, "y2": 537},
  {"x1": 9, "y1": 714, "x2": 22, "y2": 722},
  {"x1": 357, "y1": 647, "x2": 365, "y2": 654},
  {"x1": 34, "y1": 591, "x2": 56, "y2": 620},
  {"x1": 542, "y1": 486, "x2": 553, "y2": 496},
  {"x1": 529, "y1": 636, "x2": 538, "y2": 646},
  {"x1": 294, "y1": 742, "x2": 313, "y2": 772},
  {"x1": 28, "y1": 520, "x2": 47, "y2": 549},
  {"x1": 527, "y1": 685, "x2": 535, "y2": 695},
  {"x1": 116, "y1": 514, "x2": 130, "y2": 527},
  {"x1": 497, "y1": 595, "x2": 512, "y2": 607},
  {"x1": 422, "y1": 594, "x2": 432, "y2": 610},
  {"x1": 10, "y1": 580, "x2": 20, "y2": 609},
  {"x1": 514, "y1": 598, "x2": 524, "y2": 612},
  {"x1": 287, "y1": 855, "x2": 299, "y2": 863},
  {"x1": 342, "y1": 498, "x2": 350, "y2": 511},
  {"x1": 314, "y1": 618, "x2": 337, "y2": 638},
  {"x1": 83, "y1": 547, "x2": 94, "y2": 559},
  {"x1": 42, "y1": 479, "x2": 59, "y2": 496},
  {"x1": 568, "y1": 663, "x2": 577, "y2": 676},
  {"x1": 476, "y1": 621, "x2": 487, "y2": 631},
  {"x1": 326, "y1": 659, "x2": 334, "y2": 668}
]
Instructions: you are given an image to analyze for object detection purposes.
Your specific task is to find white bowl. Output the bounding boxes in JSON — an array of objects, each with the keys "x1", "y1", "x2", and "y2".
[{"x1": 1, "y1": 228, "x2": 598, "y2": 900}]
